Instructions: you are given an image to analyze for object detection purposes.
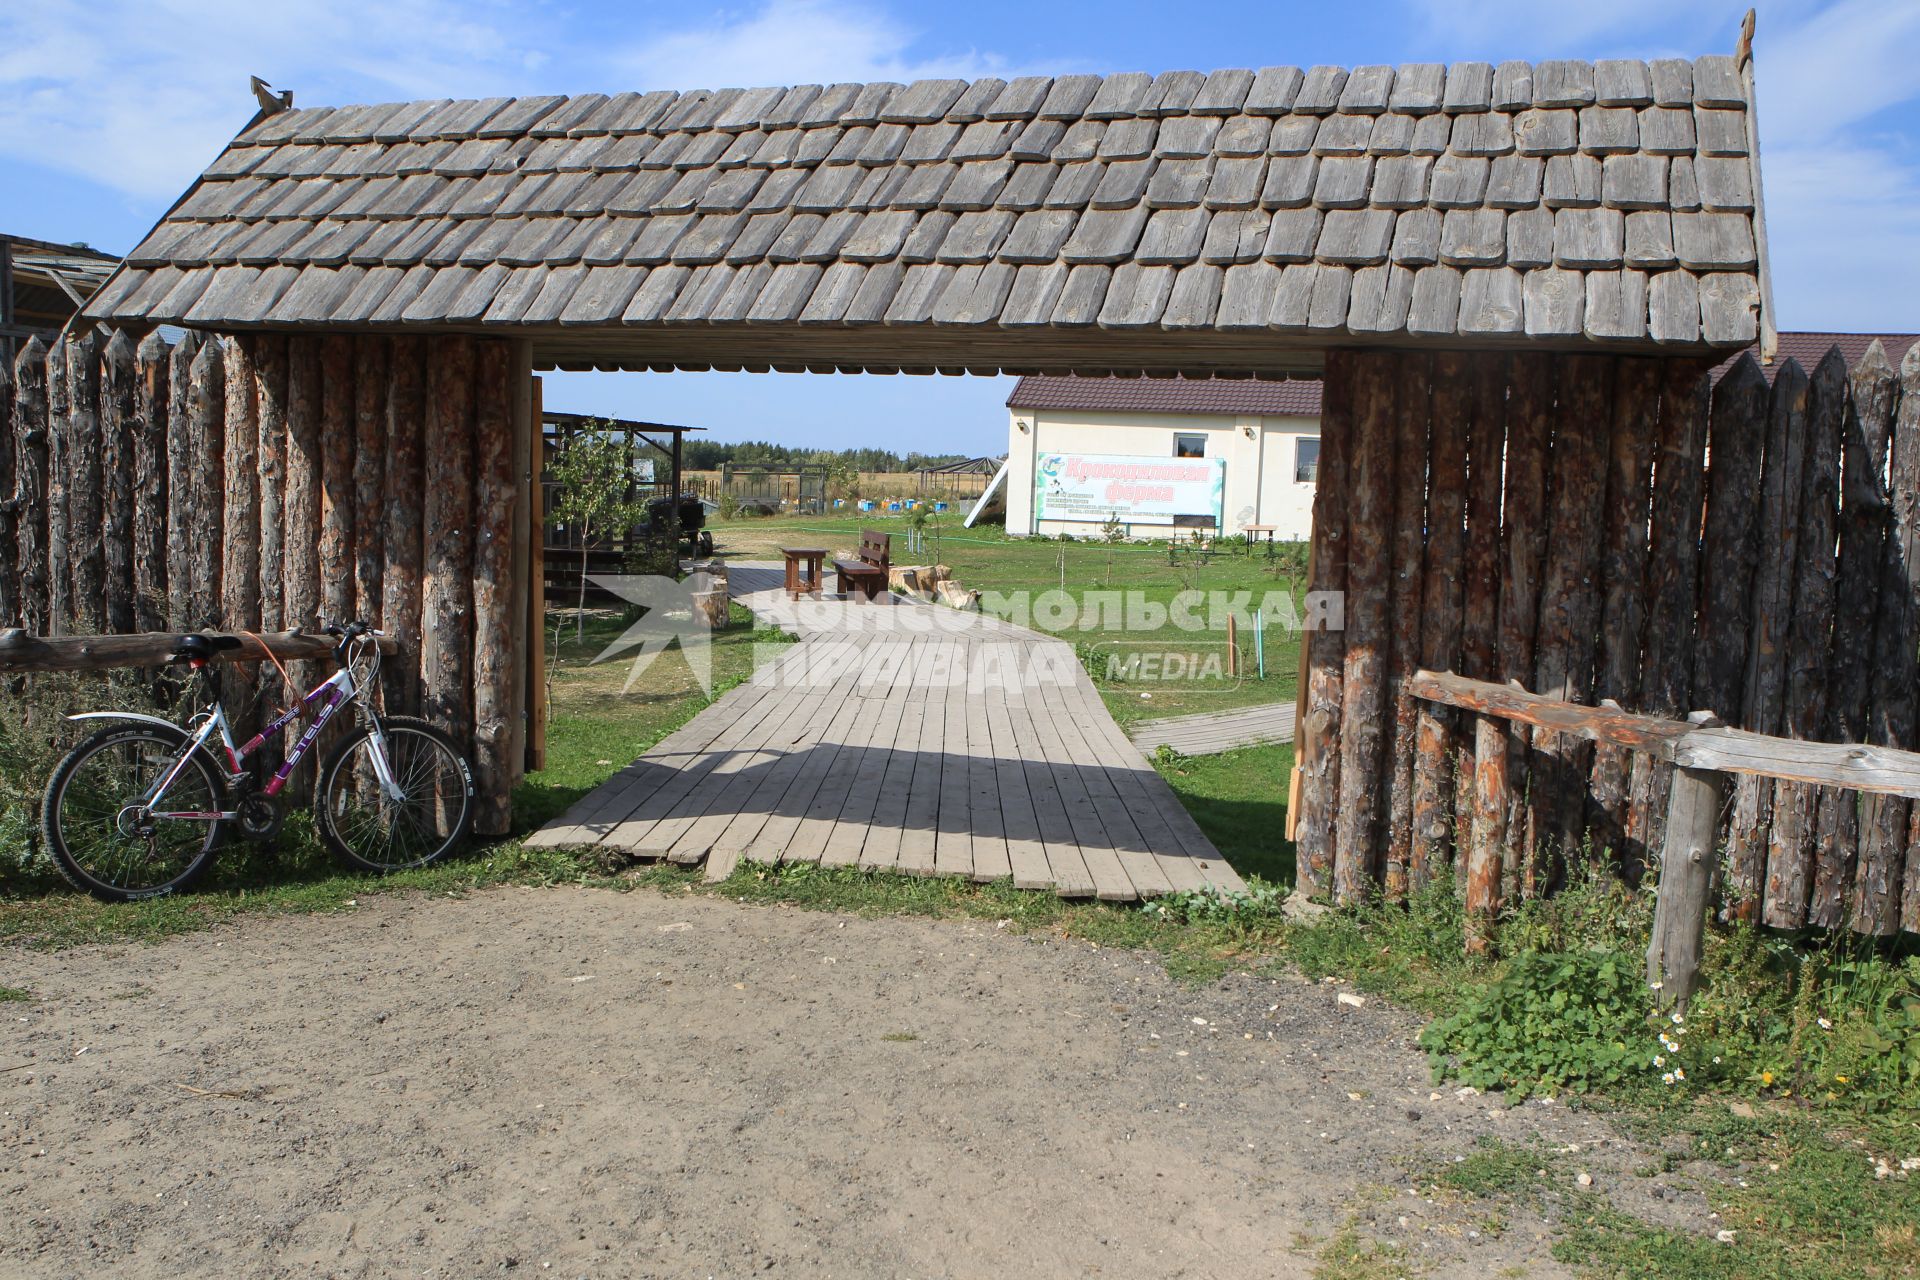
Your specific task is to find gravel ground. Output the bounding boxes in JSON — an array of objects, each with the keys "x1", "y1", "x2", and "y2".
[{"x1": 1, "y1": 887, "x2": 1719, "y2": 1278}]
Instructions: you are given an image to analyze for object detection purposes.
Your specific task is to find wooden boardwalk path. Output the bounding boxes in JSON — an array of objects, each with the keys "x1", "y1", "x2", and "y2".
[
  {"x1": 1127, "y1": 702, "x2": 1297, "y2": 757},
  {"x1": 527, "y1": 564, "x2": 1245, "y2": 900}
]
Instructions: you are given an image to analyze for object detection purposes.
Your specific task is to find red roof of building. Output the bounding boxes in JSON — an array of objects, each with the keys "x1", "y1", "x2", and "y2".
[
  {"x1": 1712, "y1": 332, "x2": 1919, "y2": 383},
  {"x1": 1006, "y1": 375, "x2": 1322, "y2": 418}
]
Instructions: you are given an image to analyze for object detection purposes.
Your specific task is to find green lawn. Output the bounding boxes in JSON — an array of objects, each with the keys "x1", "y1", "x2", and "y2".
[
  {"x1": 707, "y1": 510, "x2": 1309, "y2": 724},
  {"x1": 1152, "y1": 742, "x2": 1295, "y2": 886}
]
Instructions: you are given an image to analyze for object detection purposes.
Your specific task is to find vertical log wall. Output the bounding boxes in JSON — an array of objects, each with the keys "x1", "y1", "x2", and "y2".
[
  {"x1": 2, "y1": 329, "x2": 530, "y2": 834},
  {"x1": 1302, "y1": 341, "x2": 1920, "y2": 937}
]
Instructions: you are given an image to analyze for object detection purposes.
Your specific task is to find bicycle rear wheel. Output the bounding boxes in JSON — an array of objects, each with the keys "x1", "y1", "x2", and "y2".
[
  {"x1": 42, "y1": 724, "x2": 228, "y2": 902},
  {"x1": 314, "y1": 715, "x2": 475, "y2": 872}
]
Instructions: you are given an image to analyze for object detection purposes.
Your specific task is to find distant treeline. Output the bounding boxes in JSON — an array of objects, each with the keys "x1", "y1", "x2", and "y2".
[{"x1": 680, "y1": 439, "x2": 975, "y2": 472}]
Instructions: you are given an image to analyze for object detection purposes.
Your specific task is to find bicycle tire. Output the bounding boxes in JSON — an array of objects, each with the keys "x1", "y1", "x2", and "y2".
[
  {"x1": 41, "y1": 723, "x2": 229, "y2": 902},
  {"x1": 313, "y1": 715, "x2": 475, "y2": 873}
]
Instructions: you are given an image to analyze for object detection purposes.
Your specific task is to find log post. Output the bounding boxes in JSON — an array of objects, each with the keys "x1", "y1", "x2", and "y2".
[
  {"x1": 45, "y1": 336, "x2": 70, "y2": 634},
  {"x1": 164, "y1": 332, "x2": 199, "y2": 630},
  {"x1": 1410, "y1": 354, "x2": 1468, "y2": 892},
  {"x1": 1588, "y1": 357, "x2": 1659, "y2": 874},
  {"x1": 1811, "y1": 342, "x2": 1897, "y2": 926},
  {"x1": 282, "y1": 336, "x2": 323, "y2": 640},
  {"x1": 352, "y1": 337, "x2": 389, "y2": 628},
  {"x1": 185, "y1": 338, "x2": 225, "y2": 630},
  {"x1": 10, "y1": 338, "x2": 50, "y2": 635},
  {"x1": 506, "y1": 343, "x2": 535, "y2": 785},
  {"x1": 1497, "y1": 355, "x2": 1553, "y2": 902},
  {"x1": 1763, "y1": 348, "x2": 1846, "y2": 928},
  {"x1": 318, "y1": 335, "x2": 356, "y2": 629},
  {"x1": 1724, "y1": 358, "x2": 1809, "y2": 914},
  {"x1": 524, "y1": 374, "x2": 547, "y2": 773},
  {"x1": 1294, "y1": 350, "x2": 1354, "y2": 898},
  {"x1": 422, "y1": 336, "x2": 477, "y2": 747},
  {"x1": 1863, "y1": 342, "x2": 1920, "y2": 934},
  {"x1": 1629, "y1": 362, "x2": 1710, "y2": 861},
  {"x1": 1528, "y1": 354, "x2": 1612, "y2": 887},
  {"x1": 471, "y1": 340, "x2": 517, "y2": 834},
  {"x1": 133, "y1": 332, "x2": 170, "y2": 634},
  {"x1": 99, "y1": 330, "x2": 137, "y2": 634},
  {"x1": 65, "y1": 331, "x2": 104, "y2": 635},
  {"x1": 0, "y1": 352, "x2": 14, "y2": 627},
  {"x1": 1457, "y1": 355, "x2": 1507, "y2": 859},
  {"x1": 1384, "y1": 353, "x2": 1431, "y2": 897},
  {"x1": 220, "y1": 336, "x2": 262, "y2": 729},
  {"x1": 1646, "y1": 761, "x2": 1727, "y2": 1013},
  {"x1": 382, "y1": 337, "x2": 428, "y2": 716},
  {"x1": 1694, "y1": 356, "x2": 1770, "y2": 919},
  {"x1": 1334, "y1": 350, "x2": 1398, "y2": 902},
  {"x1": 254, "y1": 335, "x2": 287, "y2": 635}
]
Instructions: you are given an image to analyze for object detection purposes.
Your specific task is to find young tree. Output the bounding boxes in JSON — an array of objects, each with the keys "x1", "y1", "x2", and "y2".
[
  {"x1": 545, "y1": 427, "x2": 651, "y2": 642},
  {"x1": 1100, "y1": 509, "x2": 1126, "y2": 586}
]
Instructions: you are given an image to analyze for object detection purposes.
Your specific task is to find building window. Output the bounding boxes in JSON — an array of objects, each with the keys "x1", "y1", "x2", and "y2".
[
  {"x1": 1295, "y1": 437, "x2": 1321, "y2": 483},
  {"x1": 1173, "y1": 432, "x2": 1206, "y2": 458}
]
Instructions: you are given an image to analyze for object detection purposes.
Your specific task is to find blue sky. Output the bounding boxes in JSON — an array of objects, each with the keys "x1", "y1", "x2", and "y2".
[{"x1": 5, "y1": 0, "x2": 1916, "y2": 454}]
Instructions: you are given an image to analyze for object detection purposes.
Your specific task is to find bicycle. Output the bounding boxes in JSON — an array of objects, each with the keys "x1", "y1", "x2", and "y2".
[{"x1": 41, "y1": 621, "x2": 475, "y2": 902}]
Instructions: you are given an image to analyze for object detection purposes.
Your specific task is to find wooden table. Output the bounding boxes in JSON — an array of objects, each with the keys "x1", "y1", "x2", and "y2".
[
  {"x1": 1242, "y1": 524, "x2": 1279, "y2": 558},
  {"x1": 780, "y1": 547, "x2": 829, "y2": 600}
]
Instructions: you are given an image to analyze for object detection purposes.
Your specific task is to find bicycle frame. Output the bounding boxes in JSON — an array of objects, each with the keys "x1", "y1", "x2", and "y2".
[{"x1": 140, "y1": 661, "x2": 401, "y2": 821}]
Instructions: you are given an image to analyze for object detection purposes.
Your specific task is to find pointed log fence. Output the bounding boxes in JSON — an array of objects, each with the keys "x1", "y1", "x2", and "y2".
[
  {"x1": 1, "y1": 329, "x2": 535, "y2": 833},
  {"x1": 1297, "y1": 339, "x2": 1920, "y2": 939}
]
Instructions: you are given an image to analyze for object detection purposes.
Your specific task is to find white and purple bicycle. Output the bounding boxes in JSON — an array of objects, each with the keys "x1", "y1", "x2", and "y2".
[{"x1": 41, "y1": 622, "x2": 474, "y2": 902}]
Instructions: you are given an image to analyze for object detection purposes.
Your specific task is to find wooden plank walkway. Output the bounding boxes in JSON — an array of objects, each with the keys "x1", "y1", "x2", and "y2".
[
  {"x1": 1127, "y1": 701, "x2": 1297, "y2": 757},
  {"x1": 527, "y1": 563, "x2": 1245, "y2": 900}
]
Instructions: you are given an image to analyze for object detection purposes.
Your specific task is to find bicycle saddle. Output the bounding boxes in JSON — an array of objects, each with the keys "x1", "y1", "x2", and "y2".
[{"x1": 170, "y1": 633, "x2": 245, "y2": 661}]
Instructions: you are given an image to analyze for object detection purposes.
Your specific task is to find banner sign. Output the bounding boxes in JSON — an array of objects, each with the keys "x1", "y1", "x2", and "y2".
[{"x1": 1033, "y1": 452, "x2": 1225, "y2": 525}]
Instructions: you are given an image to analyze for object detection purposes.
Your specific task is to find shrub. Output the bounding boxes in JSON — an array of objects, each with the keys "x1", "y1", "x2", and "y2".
[{"x1": 1420, "y1": 947, "x2": 1662, "y2": 1097}]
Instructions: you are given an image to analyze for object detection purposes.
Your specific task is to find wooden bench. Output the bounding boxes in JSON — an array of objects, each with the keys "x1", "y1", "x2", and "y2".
[{"x1": 834, "y1": 530, "x2": 891, "y2": 601}]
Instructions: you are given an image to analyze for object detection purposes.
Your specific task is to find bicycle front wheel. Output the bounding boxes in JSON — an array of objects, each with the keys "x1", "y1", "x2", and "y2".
[
  {"x1": 42, "y1": 724, "x2": 228, "y2": 902},
  {"x1": 314, "y1": 715, "x2": 475, "y2": 872}
]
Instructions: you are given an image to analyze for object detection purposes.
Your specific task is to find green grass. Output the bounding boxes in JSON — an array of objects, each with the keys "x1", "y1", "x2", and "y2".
[
  {"x1": 1431, "y1": 1122, "x2": 1920, "y2": 1280},
  {"x1": 0, "y1": 985, "x2": 31, "y2": 1002},
  {"x1": 1151, "y1": 742, "x2": 1295, "y2": 885},
  {"x1": 706, "y1": 511, "x2": 1308, "y2": 724}
]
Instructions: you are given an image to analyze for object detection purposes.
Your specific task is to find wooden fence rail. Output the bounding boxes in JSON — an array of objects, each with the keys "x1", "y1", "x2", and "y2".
[
  {"x1": 0, "y1": 626, "x2": 398, "y2": 674},
  {"x1": 1410, "y1": 670, "x2": 1920, "y2": 1004}
]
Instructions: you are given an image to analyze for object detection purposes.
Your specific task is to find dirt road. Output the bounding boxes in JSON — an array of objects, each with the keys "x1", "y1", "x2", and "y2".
[{"x1": 2, "y1": 888, "x2": 1710, "y2": 1278}]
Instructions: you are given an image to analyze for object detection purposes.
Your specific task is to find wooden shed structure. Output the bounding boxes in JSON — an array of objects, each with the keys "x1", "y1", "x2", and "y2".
[
  {"x1": 19, "y1": 40, "x2": 1881, "y2": 928},
  {"x1": 1, "y1": 235, "x2": 121, "y2": 363}
]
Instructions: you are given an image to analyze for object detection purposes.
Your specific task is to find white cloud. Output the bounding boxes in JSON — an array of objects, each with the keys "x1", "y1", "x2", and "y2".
[
  {"x1": 0, "y1": 0, "x2": 1044, "y2": 206},
  {"x1": 0, "y1": 0, "x2": 543, "y2": 200},
  {"x1": 1760, "y1": 143, "x2": 1920, "y2": 330},
  {"x1": 607, "y1": 0, "x2": 1028, "y2": 89}
]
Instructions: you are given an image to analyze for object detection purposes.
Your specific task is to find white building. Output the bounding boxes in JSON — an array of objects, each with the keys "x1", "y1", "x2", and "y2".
[{"x1": 1001, "y1": 375, "x2": 1323, "y2": 542}]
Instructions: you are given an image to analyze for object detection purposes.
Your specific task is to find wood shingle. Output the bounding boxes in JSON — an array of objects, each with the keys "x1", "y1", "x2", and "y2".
[{"x1": 86, "y1": 54, "x2": 1769, "y2": 365}]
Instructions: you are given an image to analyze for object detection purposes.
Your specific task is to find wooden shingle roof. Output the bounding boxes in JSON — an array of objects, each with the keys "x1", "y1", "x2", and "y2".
[{"x1": 86, "y1": 57, "x2": 1769, "y2": 375}]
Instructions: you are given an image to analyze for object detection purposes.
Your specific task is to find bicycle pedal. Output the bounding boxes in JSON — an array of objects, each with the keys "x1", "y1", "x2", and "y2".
[{"x1": 236, "y1": 794, "x2": 286, "y2": 843}]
